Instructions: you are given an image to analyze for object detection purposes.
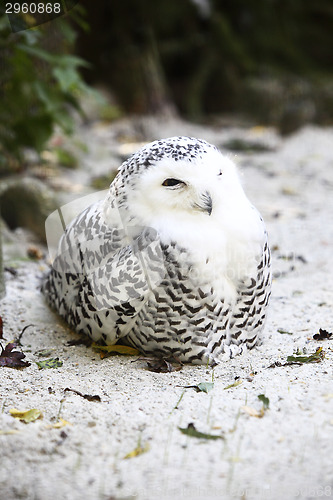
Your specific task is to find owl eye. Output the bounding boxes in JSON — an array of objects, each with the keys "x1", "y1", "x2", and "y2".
[{"x1": 162, "y1": 178, "x2": 185, "y2": 187}]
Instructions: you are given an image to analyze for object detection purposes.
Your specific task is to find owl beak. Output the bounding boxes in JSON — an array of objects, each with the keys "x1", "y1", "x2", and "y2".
[{"x1": 194, "y1": 191, "x2": 213, "y2": 216}]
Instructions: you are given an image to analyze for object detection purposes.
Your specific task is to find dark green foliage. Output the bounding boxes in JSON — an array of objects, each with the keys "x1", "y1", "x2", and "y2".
[{"x1": 0, "y1": 11, "x2": 94, "y2": 173}]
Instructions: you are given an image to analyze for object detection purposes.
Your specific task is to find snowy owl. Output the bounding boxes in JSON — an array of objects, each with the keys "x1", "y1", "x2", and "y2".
[{"x1": 43, "y1": 136, "x2": 271, "y2": 365}]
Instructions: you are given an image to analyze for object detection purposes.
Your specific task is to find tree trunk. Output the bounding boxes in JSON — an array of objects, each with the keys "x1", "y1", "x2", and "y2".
[{"x1": 140, "y1": 45, "x2": 177, "y2": 117}]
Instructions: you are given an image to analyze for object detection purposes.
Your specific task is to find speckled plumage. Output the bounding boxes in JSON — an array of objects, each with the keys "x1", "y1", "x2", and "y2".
[{"x1": 43, "y1": 136, "x2": 271, "y2": 365}]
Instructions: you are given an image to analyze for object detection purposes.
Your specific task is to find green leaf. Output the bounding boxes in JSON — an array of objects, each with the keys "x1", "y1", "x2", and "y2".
[
  {"x1": 36, "y1": 358, "x2": 63, "y2": 369},
  {"x1": 182, "y1": 381, "x2": 214, "y2": 393},
  {"x1": 223, "y1": 379, "x2": 242, "y2": 390},
  {"x1": 286, "y1": 347, "x2": 325, "y2": 364},
  {"x1": 179, "y1": 423, "x2": 223, "y2": 440},
  {"x1": 277, "y1": 328, "x2": 293, "y2": 335},
  {"x1": 258, "y1": 394, "x2": 270, "y2": 409},
  {"x1": 52, "y1": 66, "x2": 82, "y2": 92},
  {"x1": 16, "y1": 43, "x2": 57, "y2": 64},
  {"x1": 57, "y1": 54, "x2": 90, "y2": 69},
  {"x1": 196, "y1": 382, "x2": 214, "y2": 393}
]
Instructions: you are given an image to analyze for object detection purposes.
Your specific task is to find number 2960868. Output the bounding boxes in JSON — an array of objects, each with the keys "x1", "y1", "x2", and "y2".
[{"x1": 5, "y1": 3, "x2": 62, "y2": 14}]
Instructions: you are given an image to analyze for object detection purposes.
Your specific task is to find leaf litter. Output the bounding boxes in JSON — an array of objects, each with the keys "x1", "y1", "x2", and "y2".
[
  {"x1": 278, "y1": 328, "x2": 293, "y2": 335},
  {"x1": 124, "y1": 437, "x2": 150, "y2": 459},
  {"x1": 0, "y1": 342, "x2": 31, "y2": 368},
  {"x1": 178, "y1": 423, "x2": 224, "y2": 440},
  {"x1": 36, "y1": 358, "x2": 63, "y2": 369},
  {"x1": 0, "y1": 316, "x2": 31, "y2": 368},
  {"x1": 313, "y1": 328, "x2": 332, "y2": 341},
  {"x1": 268, "y1": 347, "x2": 325, "y2": 368},
  {"x1": 242, "y1": 394, "x2": 270, "y2": 418},
  {"x1": 286, "y1": 347, "x2": 325, "y2": 364},
  {"x1": 224, "y1": 379, "x2": 243, "y2": 390},
  {"x1": 92, "y1": 343, "x2": 140, "y2": 358},
  {"x1": 179, "y1": 382, "x2": 214, "y2": 393},
  {"x1": 145, "y1": 357, "x2": 183, "y2": 373},
  {"x1": 10, "y1": 408, "x2": 43, "y2": 423},
  {"x1": 45, "y1": 419, "x2": 72, "y2": 429},
  {"x1": 258, "y1": 394, "x2": 270, "y2": 409}
]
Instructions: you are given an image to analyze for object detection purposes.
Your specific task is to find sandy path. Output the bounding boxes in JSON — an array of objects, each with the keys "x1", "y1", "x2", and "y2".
[{"x1": 1, "y1": 120, "x2": 332, "y2": 500}]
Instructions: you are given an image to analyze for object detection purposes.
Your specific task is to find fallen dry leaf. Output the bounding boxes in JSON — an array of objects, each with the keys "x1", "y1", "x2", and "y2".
[
  {"x1": 10, "y1": 408, "x2": 43, "y2": 423},
  {"x1": 146, "y1": 357, "x2": 183, "y2": 373},
  {"x1": 27, "y1": 246, "x2": 43, "y2": 260},
  {"x1": 0, "y1": 342, "x2": 31, "y2": 368},
  {"x1": 124, "y1": 442, "x2": 150, "y2": 459},
  {"x1": 313, "y1": 328, "x2": 332, "y2": 341},
  {"x1": 242, "y1": 405, "x2": 265, "y2": 418},
  {"x1": 92, "y1": 343, "x2": 140, "y2": 357},
  {"x1": 242, "y1": 395, "x2": 270, "y2": 418},
  {"x1": 45, "y1": 418, "x2": 72, "y2": 429}
]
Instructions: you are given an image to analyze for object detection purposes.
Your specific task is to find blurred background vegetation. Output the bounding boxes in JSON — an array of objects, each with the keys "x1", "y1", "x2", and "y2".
[
  {"x1": 0, "y1": 5, "x2": 95, "y2": 174},
  {"x1": 1, "y1": 0, "x2": 333, "y2": 169},
  {"x1": 77, "y1": 0, "x2": 333, "y2": 125}
]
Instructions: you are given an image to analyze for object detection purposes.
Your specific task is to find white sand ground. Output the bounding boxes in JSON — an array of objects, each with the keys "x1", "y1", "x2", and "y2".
[{"x1": 1, "y1": 119, "x2": 333, "y2": 500}]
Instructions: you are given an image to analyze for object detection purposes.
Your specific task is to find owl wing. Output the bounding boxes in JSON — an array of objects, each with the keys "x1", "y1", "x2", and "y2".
[
  {"x1": 228, "y1": 238, "x2": 271, "y2": 350},
  {"x1": 43, "y1": 201, "x2": 166, "y2": 343}
]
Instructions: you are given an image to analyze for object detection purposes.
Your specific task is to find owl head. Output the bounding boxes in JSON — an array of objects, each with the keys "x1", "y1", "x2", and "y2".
[{"x1": 111, "y1": 137, "x2": 248, "y2": 230}]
